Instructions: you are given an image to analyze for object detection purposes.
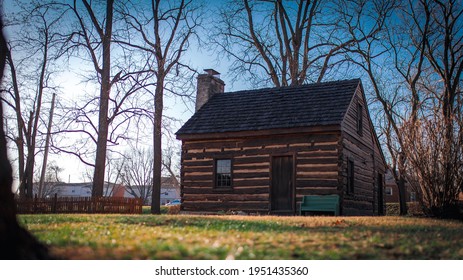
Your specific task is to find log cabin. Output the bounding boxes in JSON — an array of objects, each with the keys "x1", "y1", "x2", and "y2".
[{"x1": 176, "y1": 69, "x2": 387, "y2": 215}]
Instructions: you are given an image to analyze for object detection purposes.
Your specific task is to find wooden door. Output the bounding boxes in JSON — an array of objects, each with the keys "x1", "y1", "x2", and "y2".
[{"x1": 271, "y1": 156, "x2": 294, "y2": 214}]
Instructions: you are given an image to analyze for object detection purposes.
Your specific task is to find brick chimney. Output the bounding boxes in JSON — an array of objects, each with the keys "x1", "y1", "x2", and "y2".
[{"x1": 195, "y1": 69, "x2": 225, "y2": 112}]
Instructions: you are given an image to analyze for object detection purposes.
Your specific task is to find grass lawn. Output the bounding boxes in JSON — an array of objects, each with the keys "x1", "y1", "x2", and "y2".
[{"x1": 18, "y1": 214, "x2": 463, "y2": 260}]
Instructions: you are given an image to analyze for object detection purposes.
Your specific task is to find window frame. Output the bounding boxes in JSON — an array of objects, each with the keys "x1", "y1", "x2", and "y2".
[{"x1": 214, "y1": 158, "x2": 233, "y2": 189}]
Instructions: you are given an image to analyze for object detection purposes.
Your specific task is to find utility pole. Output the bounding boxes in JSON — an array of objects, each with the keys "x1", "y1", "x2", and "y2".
[{"x1": 38, "y1": 92, "x2": 56, "y2": 198}]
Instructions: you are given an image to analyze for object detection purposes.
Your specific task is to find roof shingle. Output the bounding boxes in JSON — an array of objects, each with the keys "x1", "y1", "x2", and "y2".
[{"x1": 176, "y1": 79, "x2": 361, "y2": 136}]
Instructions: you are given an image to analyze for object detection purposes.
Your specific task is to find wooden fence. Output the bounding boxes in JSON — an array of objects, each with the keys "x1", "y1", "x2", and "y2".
[{"x1": 16, "y1": 195, "x2": 143, "y2": 214}]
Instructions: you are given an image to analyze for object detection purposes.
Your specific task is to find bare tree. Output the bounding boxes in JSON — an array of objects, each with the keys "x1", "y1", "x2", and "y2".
[
  {"x1": 79, "y1": 153, "x2": 125, "y2": 197},
  {"x1": 162, "y1": 144, "x2": 180, "y2": 188},
  {"x1": 111, "y1": 115, "x2": 181, "y2": 205},
  {"x1": 34, "y1": 161, "x2": 63, "y2": 198},
  {"x1": 119, "y1": 147, "x2": 154, "y2": 205},
  {"x1": 401, "y1": 112, "x2": 463, "y2": 217},
  {"x1": 344, "y1": 0, "x2": 463, "y2": 217},
  {"x1": 53, "y1": 0, "x2": 157, "y2": 198},
  {"x1": 0, "y1": 10, "x2": 50, "y2": 259},
  {"x1": 400, "y1": 0, "x2": 463, "y2": 217},
  {"x1": 161, "y1": 118, "x2": 181, "y2": 188},
  {"x1": 102, "y1": 153, "x2": 124, "y2": 197},
  {"x1": 213, "y1": 0, "x2": 388, "y2": 87},
  {"x1": 64, "y1": 0, "x2": 115, "y2": 197},
  {"x1": 117, "y1": 0, "x2": 201, "y2": 214},
  {"x1": 2, "y1": 2, "x2": 63, "y2": 198},
  {"x1": 339, "y1": 0, "x2": 410, "y2": 214},
  {"x1": 50, "y1": 71, "x2": 151, "y2": 173}
]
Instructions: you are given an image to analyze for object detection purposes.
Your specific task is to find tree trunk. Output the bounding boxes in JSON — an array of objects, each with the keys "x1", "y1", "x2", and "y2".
[
  {"x1": 25, "y1": 24, "x2": 50, "y2": 198},
  {"x1": 151, "y1": 79, "x2": 163, "y2": 214},
  {"x1": 92, "y1": 83, "x2": 109, "y2": 197},
  {"x1": 397, "y1": 153, "x2": 408, "y2": 216},
  {"x1": 397, "y1": 175, "x2": 408, "y2": 216},
  {"x1": 92, "y1": 0, "x2": 114, "y2": 197},
  {"x1": 23, "y1": 153, "x2": 34, "y2": 198},
  {"x1": 5, "y1": 50, "x2": 25, "y2": 195}
]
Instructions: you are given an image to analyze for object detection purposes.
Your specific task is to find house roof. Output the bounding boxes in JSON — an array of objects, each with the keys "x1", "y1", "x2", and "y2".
[{"x1": 177, "y1": 79, "x2": 361, "y2": 136}]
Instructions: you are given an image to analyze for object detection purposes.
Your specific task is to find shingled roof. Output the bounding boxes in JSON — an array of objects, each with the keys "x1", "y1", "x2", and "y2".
[{"x1": 176, "y1": 79, "x2": 361, "y2": 136}]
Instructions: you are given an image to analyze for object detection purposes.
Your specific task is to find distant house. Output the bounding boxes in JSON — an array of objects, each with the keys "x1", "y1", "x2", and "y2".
[
  {"x1": 176, "y1": 70, "x2": 387, "y2": 215},
  {"x1": 124, "y1": 176, "x2": 180, "y2": 205},
  {"x1": 33, "y1": 178, "x2": 180, "y2": 205},
  {"x1": 160, "y1": 187, "x2": 180, "y2": 205},
  {"x1": 34, "y1": 182, "x2": 125, "y2": 198},
  {"x1": 384, "y1": 171, "x2": 463, "y2": 204},
  {"x1": 54, "y1": 182, "x2": 92, "y2": 197},
  {"x1": 384, "y1": 170, "x2": 418, "y2": 203}
]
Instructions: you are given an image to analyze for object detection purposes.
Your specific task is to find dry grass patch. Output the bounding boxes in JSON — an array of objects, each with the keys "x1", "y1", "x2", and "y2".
[{"x1": 18, "y1": 214, "x2": 463, "y2": 260}]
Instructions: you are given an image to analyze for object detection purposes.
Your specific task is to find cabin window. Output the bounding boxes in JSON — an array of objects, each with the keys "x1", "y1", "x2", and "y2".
[
  {"x1": 385, "y1": 187, "x2": 393, "y2": 196},
  {"x1": 215, "y1": 159, "x2": 232, "y2": 188},
  {"x1": 357, "y1": 103, "x2": 363, "y2": 135},
  {"x1": 347, "y1": 159, "x2": 355, "y2": 194}
]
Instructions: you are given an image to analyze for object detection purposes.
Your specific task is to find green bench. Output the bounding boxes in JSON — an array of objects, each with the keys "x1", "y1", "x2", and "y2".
[{"x1": 299, "y1": 195, "x2": 340, "y2": 216}]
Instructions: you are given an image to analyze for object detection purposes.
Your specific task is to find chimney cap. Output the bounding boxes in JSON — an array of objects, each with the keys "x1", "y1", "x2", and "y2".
[{"x1": 204, "y1": 69, "x2": 220, "y2": 77}]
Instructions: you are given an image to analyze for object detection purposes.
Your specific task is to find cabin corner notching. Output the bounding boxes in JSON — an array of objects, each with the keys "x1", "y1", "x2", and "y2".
[{"x1": 177, "y1": 73, "x2": 386, "y2": 216}]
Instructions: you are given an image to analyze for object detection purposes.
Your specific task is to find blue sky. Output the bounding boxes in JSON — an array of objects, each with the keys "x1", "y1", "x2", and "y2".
[{"x1": 2, "y1": 0, "x2": 252, "y2": 185}]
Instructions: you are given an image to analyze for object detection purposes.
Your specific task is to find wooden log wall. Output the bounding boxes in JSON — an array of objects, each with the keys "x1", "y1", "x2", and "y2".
[
  {"x1": 340, "y1": 87, "x2": 386, "y2": 215},
  {"x1": 181, "y1": 131, "x2": 342, "y2": 213}
]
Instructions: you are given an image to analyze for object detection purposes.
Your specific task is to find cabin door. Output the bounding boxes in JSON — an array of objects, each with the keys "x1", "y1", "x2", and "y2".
[{"x1": 271, "y1": 156, "x2": 294, "y2": 214}]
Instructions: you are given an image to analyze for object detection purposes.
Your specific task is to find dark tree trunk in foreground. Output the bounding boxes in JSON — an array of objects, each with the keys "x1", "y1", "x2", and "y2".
[{"x1": 0, "y1": 15, "x2": 50, "y2": 260}]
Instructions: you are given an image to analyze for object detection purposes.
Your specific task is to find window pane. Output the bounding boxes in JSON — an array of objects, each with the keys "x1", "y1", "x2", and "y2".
[
  {"x1": 217, "y1": 173, "x2": 231, "y2": 187},
  {"x1": 217, "y1": 159, "x2": 231, "y2": 173},
  {"x1": 216, "y1": 159, "x2": 232, "y2": 188},
  {"x1": 386, "y1": 187, "x2": 393, "y2": 196}
]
